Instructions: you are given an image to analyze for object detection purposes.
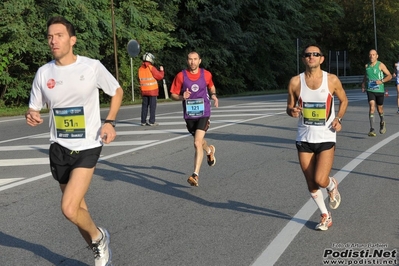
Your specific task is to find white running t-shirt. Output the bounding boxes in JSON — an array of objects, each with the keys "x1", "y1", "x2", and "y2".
[{"x1": 29, "y1": 55, "x2": 120, "y2": 151}]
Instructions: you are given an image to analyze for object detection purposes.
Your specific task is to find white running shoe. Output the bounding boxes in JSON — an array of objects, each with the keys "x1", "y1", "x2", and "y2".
[
  {"x1": 328, "y1": 177, "x2": 341, "y2": 209},
  {"x1": 92, "y1": 227, "x2": 112, "y2": 266},
  {"x1": 315, "y1": 212, "x2": 332, "y2": 231}
]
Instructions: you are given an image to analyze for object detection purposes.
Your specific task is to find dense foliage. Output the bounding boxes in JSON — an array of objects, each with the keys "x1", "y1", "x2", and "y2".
[{"x1": 1, "y1": 0, "x2": 399, "y2": 106}]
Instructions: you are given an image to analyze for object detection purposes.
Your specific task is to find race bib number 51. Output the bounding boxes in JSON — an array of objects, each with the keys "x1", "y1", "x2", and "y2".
[{"x1": 53, "y1": 107, "x2": 86, "y2": 138}]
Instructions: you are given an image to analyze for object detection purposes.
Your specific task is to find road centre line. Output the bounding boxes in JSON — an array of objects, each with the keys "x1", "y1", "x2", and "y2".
[{"x1": 251, "y1": 131, "x2": 399, "y2": 266}]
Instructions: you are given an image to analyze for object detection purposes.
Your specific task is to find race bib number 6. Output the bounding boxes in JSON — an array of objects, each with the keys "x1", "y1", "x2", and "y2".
[
  {"x1": 53, "y1": 107, "x2": 86, "y2": 138},
  {"x1": 302, "y1": 102, "x2": 326, "y2": 126}
]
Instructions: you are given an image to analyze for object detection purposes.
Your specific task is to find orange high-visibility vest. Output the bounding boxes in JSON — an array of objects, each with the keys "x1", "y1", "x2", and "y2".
[{"x1": 139, "y1": 64, "x2": 159, "y2": 96}]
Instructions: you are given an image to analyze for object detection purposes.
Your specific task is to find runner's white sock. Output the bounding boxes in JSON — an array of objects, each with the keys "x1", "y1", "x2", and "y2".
[
  {"x1": 92, "y1": 230, "x2": 103, "y2": 243},
  {"x1": 326, "y1": 177, "x2": 335, "y2": 192},
  {"x1": 311, "y1": 189, "x2": 328, "y2": 214}
]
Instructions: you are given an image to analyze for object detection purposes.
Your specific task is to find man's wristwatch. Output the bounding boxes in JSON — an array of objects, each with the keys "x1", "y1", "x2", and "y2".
[
  {"x1": 335, "y1": 117, "x2": 342, "y2": 124},
  {"x1": 104, "y1": 120, "x2": 116, "y2": 127}
]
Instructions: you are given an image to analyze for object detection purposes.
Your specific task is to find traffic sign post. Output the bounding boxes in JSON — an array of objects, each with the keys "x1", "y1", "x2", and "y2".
[{"x1": 127, "y1": 40, "x2": 140, "y2": 102}]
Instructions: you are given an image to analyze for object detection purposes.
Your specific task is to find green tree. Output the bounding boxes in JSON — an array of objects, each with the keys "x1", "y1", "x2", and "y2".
[
  {"x1": 0, "y1": 0, "x2": 182, "y2": 106},
  {"x1": 2, "y1": 0, "x2": 398, "y2": 107},
  {"x1": 327, "y1": 0, "x2": 399, "y2": 75},
  {"x1": 0, "y1": 0, "x2": 48, "y2": 105},
  {"x1": 165, "y1": 0, "x2": 325, "y2": 93},
  {"x1": 109, "y1": 0, "x2": 182, "y2": 101}
]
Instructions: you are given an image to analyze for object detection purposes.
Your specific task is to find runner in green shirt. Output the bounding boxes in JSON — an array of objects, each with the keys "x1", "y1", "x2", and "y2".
[{"x1": 361, "y1": 49, "x2": 392, "y2": 137}]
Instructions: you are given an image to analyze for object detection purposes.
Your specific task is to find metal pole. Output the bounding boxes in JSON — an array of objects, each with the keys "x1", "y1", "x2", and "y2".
[
  {"x1": 336, "y1": 51, "x2": 339, "y2": 76},
  {"x1": 163, "y1": 79, "x2": 169, "y2": 99},
  {"x1": 296, "y1": 38, "x2": 299, "y2": 74},
  {"x1": 111, "y1": 0, "x2": 119, "y2": 81},
  {"x1": 373, "y1": 0, "x2": 377, "y2": 51},
  {"x1": 134, "y1": 57, "x2": 137, "y2": 102}
]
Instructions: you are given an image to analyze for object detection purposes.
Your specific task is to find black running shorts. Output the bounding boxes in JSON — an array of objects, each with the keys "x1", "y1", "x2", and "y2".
[
  {"x1": 49, "y1": 142, "x2": 102, "y2": 184},
  {"x1": 366, "y1": 91, "x2": 385, "y2": 106},
  {"x1": 185, "y1": 117, "x2": 210, "y2": 136},
  {"x1": 295, "y1": 141, "x2": 335, "y2": 154}
]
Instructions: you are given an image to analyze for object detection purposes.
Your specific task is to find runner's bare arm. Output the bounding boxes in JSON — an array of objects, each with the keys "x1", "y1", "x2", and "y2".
[
  {"x1": 286, "y1": 75, "x2": 302, "y2": 118},
  {"x1": 329, "y1": 74, "x2": 348, "y2": 132},
  {"x1": 379, "y1": 62, "x2": 392, "y2": 84}
]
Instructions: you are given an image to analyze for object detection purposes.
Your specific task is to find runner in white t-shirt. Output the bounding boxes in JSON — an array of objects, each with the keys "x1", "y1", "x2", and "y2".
[{"x1": 25, "y1": 16, "x2": 123, "y2": 266}]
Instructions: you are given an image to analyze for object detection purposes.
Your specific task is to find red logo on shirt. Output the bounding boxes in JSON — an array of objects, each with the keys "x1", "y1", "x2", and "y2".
[{"x1": 47, "y1": 79, "x2": 56, "y2": 89}]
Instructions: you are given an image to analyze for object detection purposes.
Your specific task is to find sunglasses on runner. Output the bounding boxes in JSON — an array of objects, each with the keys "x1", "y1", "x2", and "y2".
[{"x1": 303, "y1": 52, "x2": 323, "y2": 58}]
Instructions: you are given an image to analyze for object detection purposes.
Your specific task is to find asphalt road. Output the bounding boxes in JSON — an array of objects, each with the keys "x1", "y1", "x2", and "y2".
[{"x1": 1, "y1": 89, "x2": 398, "y2": 266}]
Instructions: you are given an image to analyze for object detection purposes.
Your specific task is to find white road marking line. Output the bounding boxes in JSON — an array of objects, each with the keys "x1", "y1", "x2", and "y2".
[
  {"x1": 28, "y1": 130, "x2": 188, "y2": 138},
  {"x1": 212, "y1": 108, "x2": 286, "y2": 113},
  {"x1": 0, "y1": 133, "x2": 49, "y2": 144},
  {"x1": 0, "y1": 178, "x2": 24, "y2": 186},
  {"x1": 0, "y1": 173, "x2": 52, "y2": 191},
  {"x1": 0, "y1": 177, "x2": 24, "y2": 186},
  {"x1": 251, "y1": 131, "x2": 399, "y2": 266},
  {"x1": 0, "y1": 140, "x2": 158, "y2": 151},
  {"x1": 115, "y1": 120, "x2": 241, "y2": 126},
  {"x1": 0, "y1": 158, "x2": 49, "y2": 166}
]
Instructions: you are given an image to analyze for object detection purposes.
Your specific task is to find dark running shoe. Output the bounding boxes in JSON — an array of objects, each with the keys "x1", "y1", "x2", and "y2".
[
  {"x1": 187, "y1": 173, "x2": 199, "y2": 186},
  {"x1": 380, "y1": 121, "x2": 386, "y2": 134},
  {"x1": 207, "y1": 145, "x2": 216, "y2": 166}
]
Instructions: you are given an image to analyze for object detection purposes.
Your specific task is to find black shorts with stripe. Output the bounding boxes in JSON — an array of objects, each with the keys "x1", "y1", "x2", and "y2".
[
  {"x1": 185, "y1": 117, "x2": 210, "y2": 136},
  {"x1": 49, "y1": 142, "x2": 102, "y2": 184}
]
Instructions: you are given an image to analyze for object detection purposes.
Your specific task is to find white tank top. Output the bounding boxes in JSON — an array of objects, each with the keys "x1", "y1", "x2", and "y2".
[{"x1": 296, "y1": 71, "x2": 336, "y2": 143}]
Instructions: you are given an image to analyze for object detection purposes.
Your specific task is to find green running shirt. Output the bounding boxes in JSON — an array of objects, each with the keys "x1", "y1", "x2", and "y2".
[{"x1": 365, "y1": 61, "x2": 384, "y2": 93}]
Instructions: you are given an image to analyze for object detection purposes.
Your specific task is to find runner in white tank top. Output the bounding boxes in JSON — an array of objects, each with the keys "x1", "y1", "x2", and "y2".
[
  {"x1": 286, "y1": 44, "x2": 348, "y2": 231},
  {"x1": 296, "y1": 71, "x2": 336, "y2": 143}
]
